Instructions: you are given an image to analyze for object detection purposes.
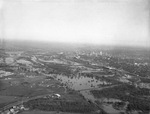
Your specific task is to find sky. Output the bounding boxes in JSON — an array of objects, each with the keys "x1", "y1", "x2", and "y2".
[{"x1": 0, "y1": 0, "x2": 150, "y2": 47}]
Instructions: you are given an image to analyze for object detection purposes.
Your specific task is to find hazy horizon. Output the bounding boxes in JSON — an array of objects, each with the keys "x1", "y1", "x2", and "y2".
[{"x1": 0, "y1": 0, "x2": 150, "y2": 48}]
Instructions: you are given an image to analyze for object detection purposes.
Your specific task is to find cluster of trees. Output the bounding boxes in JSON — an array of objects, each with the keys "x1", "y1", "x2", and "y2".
[
  {"x1": 135, "y1": 65, "x2": 150, "y2": 77},
  {"x1": 140, "y1": 78, "x2": 150, "y2": 83},
  {"x1": 92, "y1": 52, "x2": 150, "y2": 77},
  {"x1": 91, "y1": 84, "x2": 150, "y2": 112},
  {"x1": 23, "y1": 98, "x2": 96, "y2": 113},
  {"x1": 45, "y1": 63, "x2": 72, "y2": 75},
  {"x1": 108, "y1": 57, "x2": 150, "y2": 77},
  {"x1": 92, "y1": 84, "x2": 150, "y2": 98},
  {"x1": 112, "y1": 102, "x2": 126, "y2": 110},
  {"x1": 126, "y1": 97, "x2": 150, "y2": 112}
]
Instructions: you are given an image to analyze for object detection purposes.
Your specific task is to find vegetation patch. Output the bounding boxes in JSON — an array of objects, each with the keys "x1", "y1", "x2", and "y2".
[
  {"x1": 23, "y1": 98, "x2": 97, "y2": 113},
  {"x1": 91, "y1": 84, "x2": 150, "y2": 112}
]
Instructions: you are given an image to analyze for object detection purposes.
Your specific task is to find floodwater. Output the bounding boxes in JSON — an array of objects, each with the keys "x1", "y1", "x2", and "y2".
[
  {"x1": 56, "y1": 74, "x2": 108, "y2": 91},
  {"x1": 55, "y1": 74, "x2": 126, "y2": 114}
]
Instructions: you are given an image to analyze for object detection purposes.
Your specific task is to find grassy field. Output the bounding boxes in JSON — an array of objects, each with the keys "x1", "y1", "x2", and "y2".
[
  {"x1": 0, "y1": 95, "x2": 21, "y2": 108},
  {"x1": 0, "y1": 95, "x2": 19, "y2": 104},
  {"x1": 0, "y1": 72, "x2": 66, "y2": 109}
]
